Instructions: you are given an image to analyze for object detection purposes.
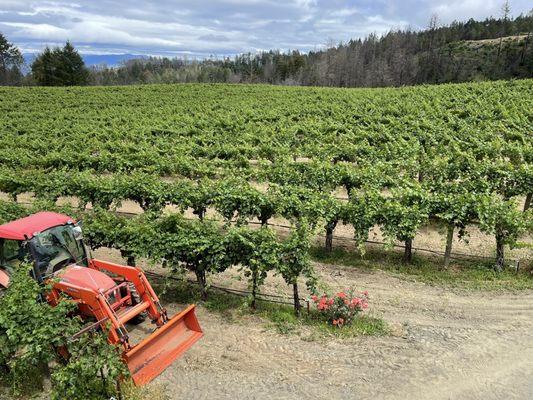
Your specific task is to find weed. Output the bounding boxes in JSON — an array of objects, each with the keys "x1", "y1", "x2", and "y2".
[{"x1": 311, "y1": 247, "x2": 533, "y2": 291}]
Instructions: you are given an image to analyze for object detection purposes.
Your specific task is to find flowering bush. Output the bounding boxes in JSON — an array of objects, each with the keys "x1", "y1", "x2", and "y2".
[{"x1": 311, "y1": 290, "x2": 369, "y2": 328}]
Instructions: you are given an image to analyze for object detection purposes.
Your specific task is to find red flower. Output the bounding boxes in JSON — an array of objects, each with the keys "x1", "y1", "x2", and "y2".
[
  {"x1": 318, "y1": 297, "x2": 328, "y2": 310},
  {"x1": 351, "y1": 298, "x2": 361, "y2": 306},
  {"x1": 311, "y1": 295, "x2": 318, "y2": 302},
  {"x1": 363, "y1": 290, "x2": 369, "y2": 297},
  {"x1": 336, "y1": 292, "x2": 347, "y2": 299},
  {"x1": 332, "y1": 319, "x2": 338, "y2": 326}
]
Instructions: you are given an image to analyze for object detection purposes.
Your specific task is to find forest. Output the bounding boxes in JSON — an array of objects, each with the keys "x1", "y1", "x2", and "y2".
[{"x1": 89, "y1": 12, "x2": 533, "y2": 87}]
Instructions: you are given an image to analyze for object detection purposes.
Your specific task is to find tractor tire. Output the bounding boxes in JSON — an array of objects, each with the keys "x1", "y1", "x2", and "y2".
[{"x1": 130, "y1": 311, "x2": 147, "y2": 325}]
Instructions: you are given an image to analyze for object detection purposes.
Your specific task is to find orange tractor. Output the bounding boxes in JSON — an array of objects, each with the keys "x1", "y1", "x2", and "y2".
[{"x1": 0, "y1": 212, "x2": 203, "y2": 385}]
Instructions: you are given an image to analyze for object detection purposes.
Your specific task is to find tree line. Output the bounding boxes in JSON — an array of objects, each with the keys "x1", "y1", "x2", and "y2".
[
  {"x1": 1, "y1": 9, "x2": 531, "y2": 87},
  {"x1": 0, "y1": 37, "x2": 88, "y2": 86},
  {"x1": 91, "y1": 11, "x2": 532, "y2": 87}
]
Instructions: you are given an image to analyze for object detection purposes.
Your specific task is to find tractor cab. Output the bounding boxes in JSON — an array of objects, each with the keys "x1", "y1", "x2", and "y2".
[
  {"x1": 29, "y1": 222, "x2": 88, "y2": 279},
  {"x1": 0, "y1": 212, "x2": 87, "y2": 286}
]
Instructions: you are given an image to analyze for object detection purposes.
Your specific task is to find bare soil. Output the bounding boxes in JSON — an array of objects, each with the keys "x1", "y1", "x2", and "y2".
[
  {"x1": 464, "y1": 35, "x2": 529, "y2": 48},
  {"x1": 118, "y1": 255, "x2": 533, "y2": 400}
]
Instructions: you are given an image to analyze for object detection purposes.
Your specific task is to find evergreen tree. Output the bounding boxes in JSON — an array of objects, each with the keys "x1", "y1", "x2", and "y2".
[
  {"x1": 58, "y1": 41, "x2": 89, "y2": 85},
  {"x1": 31, "y1": 41, "x2": 88, "y2": 86},
  {"x1": 0, "y1": 32, "x2": 23, "y2": 86},
  {"x1": 31, "y1": 47, "x2": 57, "y2": 86},
  {"x1": 88, "y1": 11, "x2": 533, "y2": 87}
]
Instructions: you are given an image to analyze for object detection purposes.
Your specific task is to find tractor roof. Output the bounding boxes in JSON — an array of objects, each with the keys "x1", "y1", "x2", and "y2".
[{"x1": 0, "y1": 212, "x2": 73, "y2": 241}]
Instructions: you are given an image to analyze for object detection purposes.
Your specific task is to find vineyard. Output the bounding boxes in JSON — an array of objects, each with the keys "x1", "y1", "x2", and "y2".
[
  {"x1": 0, "y1": 79, "x2": 532, "y2": 398},
  {"x1": 0, "y1": 80, "x2": 532, "y2": 281},
  {"x1": 0, "y1": 79, "x2": 532, "y2": 264}
]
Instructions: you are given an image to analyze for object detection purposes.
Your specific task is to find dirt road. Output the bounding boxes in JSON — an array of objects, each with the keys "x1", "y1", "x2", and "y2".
[{"x1": 147, "y1": 262, "x2": 533, "y2": 400}]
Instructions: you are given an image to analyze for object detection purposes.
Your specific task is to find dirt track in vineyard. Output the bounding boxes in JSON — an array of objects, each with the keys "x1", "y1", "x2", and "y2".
[{"x1": 110, "y1": 248, "x2": 533, "y2": 400}]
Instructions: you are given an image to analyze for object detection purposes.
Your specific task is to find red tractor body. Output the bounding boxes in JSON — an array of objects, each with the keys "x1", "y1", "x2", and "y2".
[{"x1": 0, "y1": 212, "x2": 203, "y2": 385}]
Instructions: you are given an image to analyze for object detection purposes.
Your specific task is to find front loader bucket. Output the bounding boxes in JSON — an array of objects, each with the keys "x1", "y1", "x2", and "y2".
[{"x1": 124, "y1": 305, "x2": 203, "y2": 386}]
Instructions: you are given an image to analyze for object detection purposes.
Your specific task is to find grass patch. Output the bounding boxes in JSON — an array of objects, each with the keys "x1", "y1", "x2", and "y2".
[
  {"x1": 312, "y1": 315, "x2": 388, "y2": 338},
  {"x1": 152, "y1": 278, "x2": 388, "y2": 338},
  {"x1": 311, "y1": 247, "x2": 533, "y2": 291},
  {"x1": 153, "y1": 278, "x2": 250, "y2": 323},
  {"x1": 0, "y1": 364, "x2": 49, "y2": 399},
  {"x1": 515, "y1": 241, "x2": 533, "y2": 250},
  {"x1": 121, "y1": 381, "x2": 170, "y2": 400},
  {"x1": 255, "y1": 301, "x2": 388, "y2": 338}
]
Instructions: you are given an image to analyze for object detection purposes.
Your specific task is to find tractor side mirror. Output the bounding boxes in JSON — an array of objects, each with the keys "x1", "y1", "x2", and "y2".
[{"x1": 73, "y1": 223, "x2": 83, "y2": 240}]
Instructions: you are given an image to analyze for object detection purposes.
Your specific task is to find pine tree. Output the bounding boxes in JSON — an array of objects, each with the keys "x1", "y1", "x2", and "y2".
[
  {"x1": 31, "y1": 41, "x2": 88, "y2": 86},
  {"x1": 58, "y1": 41, "x2": 89, "y2": 85},
  {"x1": 0, "y1": 32, "x2": 24, "y2": 85},
  {"x1": 31, "y1": 47, "x2": 56, "y2": 86}
]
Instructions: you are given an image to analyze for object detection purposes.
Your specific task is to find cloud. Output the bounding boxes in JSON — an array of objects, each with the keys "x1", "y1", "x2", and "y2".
[
  {"x1": 329, "y1": 7, "x2": 359, "y2": 18},
  {"x1": 198, "y1": 34, "x2": 231, "y2": 42},
  {"x1": 429, "y1": 0, "x2": 502, "y2": 21},
  {"x1": 3, "y1": 22, "x2": 68, "y2": 39},
  {"x1": 0, "y1": 0, "x2": 531, "y2": 57}
]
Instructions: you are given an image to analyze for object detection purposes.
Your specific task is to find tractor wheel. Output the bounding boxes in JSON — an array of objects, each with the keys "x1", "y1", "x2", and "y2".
[{"x1": 130, "y1": 311, "x2": 147, "y2": 325}]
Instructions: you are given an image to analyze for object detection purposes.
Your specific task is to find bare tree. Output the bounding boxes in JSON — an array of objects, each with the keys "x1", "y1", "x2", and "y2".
[{"x1": 498, "y1": 1, "x2": 511, "y2": 57}]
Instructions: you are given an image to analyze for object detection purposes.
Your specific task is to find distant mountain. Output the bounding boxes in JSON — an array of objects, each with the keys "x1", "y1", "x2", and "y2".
[
  {"x1": 23, "y1": 53, "x2": 146, "y2": 68},
  {"x1": 81, "y1": 54, "x2": 147, "y2": 67}
]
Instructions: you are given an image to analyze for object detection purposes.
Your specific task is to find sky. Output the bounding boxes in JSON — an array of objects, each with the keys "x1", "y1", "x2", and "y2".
[{"x1": 1, "y1": 0, "x2": 532, "y2": 59}]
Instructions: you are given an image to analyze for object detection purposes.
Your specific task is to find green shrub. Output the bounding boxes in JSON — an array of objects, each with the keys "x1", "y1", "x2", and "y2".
[
  {"x1": 0, "y1": 265, "x2": 128, "y2": 399},
  {"x1": 0, "y1": 265, "x2": 78, "y2": 395},
  {"x1": 51, "y1": 330, "x2": 127, "y2": 400}
]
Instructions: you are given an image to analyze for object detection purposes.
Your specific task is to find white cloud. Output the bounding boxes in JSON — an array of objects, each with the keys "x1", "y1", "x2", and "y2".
[
  {"x1": 330, "y1": 7, "x2": 359, "y2": 18},
  {"x1": 2, "y1": 22, "x2": 68, "y2": 39},
  {"x1": 0, "y1": 0, "x2": 531, "y2": 57},
  {"x1": 430, "y1": 0, "x2": 501, "y2": 21}
]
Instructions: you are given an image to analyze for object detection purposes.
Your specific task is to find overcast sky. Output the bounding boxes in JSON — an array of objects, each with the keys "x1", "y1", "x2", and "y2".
[{"x1": 1, "y1": 0, "x2": 531, "y2": 57}]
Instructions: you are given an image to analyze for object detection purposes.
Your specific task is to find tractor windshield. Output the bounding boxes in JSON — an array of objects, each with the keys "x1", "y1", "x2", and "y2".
[
  {"x1": 0, "y1": 239, "x2": 27, "y2": 274},
  {"x1": 29, "y1": 224, "x2": 88, "y2": 279}
]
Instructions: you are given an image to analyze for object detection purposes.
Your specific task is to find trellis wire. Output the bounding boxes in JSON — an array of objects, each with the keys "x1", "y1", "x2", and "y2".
[
  {"x1": 16, "y1": 200, "x2": 520, "y2": 264},
  {"x1": 144, "y1": 271, "x2": 310, "y2": 310}
]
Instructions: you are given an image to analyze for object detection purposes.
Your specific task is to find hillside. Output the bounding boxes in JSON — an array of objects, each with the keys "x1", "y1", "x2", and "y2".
[
  {"x1": 0, "y1": 70, "x2": 532, "y2": 400},
  {"x1": 431, "y1": 34, "x2": 532, "y2": 82},
  {"x1": 89, "y1": 13, "x2": 533, "y2": 87}
]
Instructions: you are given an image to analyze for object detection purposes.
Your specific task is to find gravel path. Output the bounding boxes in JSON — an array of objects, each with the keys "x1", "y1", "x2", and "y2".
[{"x1": 144, "y1": 263, "x2": 533, "y2": 400}]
